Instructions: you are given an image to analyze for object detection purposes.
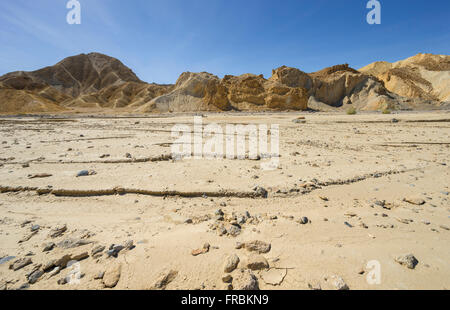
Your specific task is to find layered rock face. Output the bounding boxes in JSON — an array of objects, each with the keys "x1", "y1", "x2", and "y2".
[
  {"x1": 138, "y1": 72, "x2": 309, "y2": 113},
  {"x1": 360, "y1": 53, "x2": 450, "y2": 103},
  {"x1": 0, "y1": 53, "x2": 173, "y2": 113},
  {"x1": 269, "y1": 64, "x2": 406, "y2": 111}
]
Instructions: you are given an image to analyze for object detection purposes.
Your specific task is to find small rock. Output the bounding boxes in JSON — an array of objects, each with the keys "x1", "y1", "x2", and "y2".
[
  {"x1": 57, "y1": 238, "x2": 92, "y2": 249},
  {"x1": 246, "y1": 254, "x2": 269, "y2": 270},
  {"x1": 47, "y1": 267, "x2": 61, "y2": 279},
  {"x1": 215, "y1": 209, "x2": 224, "y2": 216},
  {"x1": 330, "y1": 275, "x2": 349, "y2": 290},
  {"x1": 298, "y1": 217, "x2": 309, "y2": 225},
  {"x1": 48, "y1": 225, "x2": 67, "y2": 238},
  {"x1": 244, "y1": 240, "x2": 271, "y2": 254},
  {"x1": 344, "y1": 222, "x2": 353, "y2": 228},
  {"x1": 9, "y1": 258, "x2": 32, "y2": 271},
  {"x1": 307, "y1": 281, "x2": 322, "y2": 290},
  {"x1": 227, "y1": 225, "x2": 241, "y2": 237},
  {"x1": 30, "y1": 224, "x2": 40, "y2": 232},
  {"x1": 153, "y1": 270, "x2": 178, "y2": 290},
  {"x1": 18, "y1": 231, "x2": 38, "y2": 243},
  {"x1": 107, "y1": 244, "x2": 125, "y2": 258},
  {"x1": 28, "y1": 269, "x2": 43, "y2": 284},
  {"x1": 124, "y1": 240, "x2": 135, "y2": 250},
  {"x1": 222, "y1": 275, "x2": 233, "y2": 283},
  {"x1": 17, "y1": 283, "x2": 30, "y2": 290},
  {"x1": 403, "y1": 197, "x2": 425, "y2": 206},
  {"x1": 395, "y1": 254, "x2": 419, "y2": 269},
  {"x1": 235, "y1": 242, "x2": 244, "y2": 250},
  {"x1": 0, "y1": 256, "x2": 16, "y2": 265},
  {"x1": 192, "y1": 243, "x2": 210, "y2": 256},
  {"x1": 57, "y1": 277, "x2": 67, "y2": 285},
  {"x1": 94, "y1": 271, "x2": 105, "y2": 280},
  {"x1": 223, "y1": 254, "x2": 240, "y2": 273},
  {"x1": 76, "y1": 170, "x2": 96, "y2": 177},
  {"x1": 103, "y1": 263, "x2": 122, "y2": 288},
  {"x1": 253, "y1": 186, "x2": 268, "y2": 198},
  {"x1": 233, "y1": 270, "x2": 259, "y2": 290},
  {"x1": 42, "y1": 242, "x2": 55, "y2": 252},
  {"x1": 91, "y1": 245, "x2": 105, "y2": 256}
]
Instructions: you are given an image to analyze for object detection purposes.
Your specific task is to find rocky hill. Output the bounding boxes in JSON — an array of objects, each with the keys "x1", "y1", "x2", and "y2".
[
  {"x1": 0, "y1": 52, "x2": 448, "y2": 114},
  {"x1": 0, "y1": 53, "x2": 173, "y2": 113},
  {"x1": 359, "y1": 53, "x2": 450, "y2": 103},
  {"x1": 269, "y1": 64, "x2": 430, "y2": 111},
  {"x1": 138, "y1": 71, "x2": 309, "y2": 113}
]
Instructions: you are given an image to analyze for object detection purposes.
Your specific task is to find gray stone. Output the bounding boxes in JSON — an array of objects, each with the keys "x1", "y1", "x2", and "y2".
[
  {"x1": 253, "y1": 186, "x2": 268, "y2": 198},
  {"x1": 223, "y1": 254, "x2": 240, "y2": 273},
  {"x1": 0, "y1": 256, "x2": 15, "y2": 265},
  {"x1": 57, "y1": 238, "x2": 92, "y2": 249},
  {"x1": 395, "y1": 254, "x2": 419, "y2": 269},
  {"x1": 48, "y1": 225, "x2": 67, "y2": 238},
  {"x1": 227, "y1": 225, "x2": 241, "y2": 237},
  {"x1": 299, "y1": 217, "x2": 309, "y2": 224},
  {"x1": 28, "y1": 270, "x2": 43, "y2": 284},
  {"x1": 9, "y1": 258, "x2": 32, "y2": 271},
  {"x1": 43, "y1": 242, "x2": 55, "y2": 252},
  {"x1": 91, "y1": 245, "x2": 105, "y2": 256}
]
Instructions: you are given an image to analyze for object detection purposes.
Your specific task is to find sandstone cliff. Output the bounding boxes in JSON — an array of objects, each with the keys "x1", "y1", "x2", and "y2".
[
  {"x1": 137, "y1": 71, "x2": 309, "y2": 113},
  {"x1": 359, "y1": 53, "x2": 450, "y2": 103},
  {"x1": 270, "y1": 64, "x2": 413, "y2": 111}
]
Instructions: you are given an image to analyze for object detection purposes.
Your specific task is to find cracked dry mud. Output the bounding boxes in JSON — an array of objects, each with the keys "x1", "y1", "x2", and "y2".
[{"x1": 0, "y1": 111, "x2": 449, "y2": 290}]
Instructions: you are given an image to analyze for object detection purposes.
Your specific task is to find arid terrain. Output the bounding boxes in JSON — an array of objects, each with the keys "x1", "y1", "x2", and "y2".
[{"x1": 0, "y1": 111, "x2": 449, "y2": 290}]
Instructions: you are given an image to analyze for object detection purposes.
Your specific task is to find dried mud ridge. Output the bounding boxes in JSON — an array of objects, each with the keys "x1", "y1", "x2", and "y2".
[
  {"x1": 0, "y1": 166, "x2": 426, "y2": 199},
  {"x1": 0, "y1": 186, "x2": 266, "y2": 199},
  {"x1": 273, "y1": 166, "x2": 427, "y2": 197},
  {"x1": 1, "y1": 153, "x2": 276, "y2": 165}
]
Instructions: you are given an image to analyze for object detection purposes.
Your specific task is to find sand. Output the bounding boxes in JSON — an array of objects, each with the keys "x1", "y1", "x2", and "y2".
[{"x1": 0, "y1": 111, "x2": 449, "y2": 290}]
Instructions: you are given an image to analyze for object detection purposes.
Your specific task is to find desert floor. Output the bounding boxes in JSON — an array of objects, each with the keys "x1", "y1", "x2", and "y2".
[{"x1": 0, "y1": 111, "x2": 449, "y2": 290}]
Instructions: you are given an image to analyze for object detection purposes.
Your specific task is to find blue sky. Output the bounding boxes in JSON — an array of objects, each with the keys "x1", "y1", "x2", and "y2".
[{"x1": 0, "y1": 0, "x2": 449, "y2": 84}]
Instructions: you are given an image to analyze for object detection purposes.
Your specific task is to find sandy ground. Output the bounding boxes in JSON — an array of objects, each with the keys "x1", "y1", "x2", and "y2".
[{"x1": 0, "y1": 111, "x2": 449, "y2": 290}]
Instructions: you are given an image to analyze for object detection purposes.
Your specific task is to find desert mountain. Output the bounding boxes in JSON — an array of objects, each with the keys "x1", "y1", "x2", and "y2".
[
  {"x1": 0, "y1": 53, "x2": 173, "y2": 113},
  {"x1": 359, "y1": 53, "x2": 450, "y2": 103},
  {"x1": 1, "y1": 52, "x2": 449, "y2": 114}
]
